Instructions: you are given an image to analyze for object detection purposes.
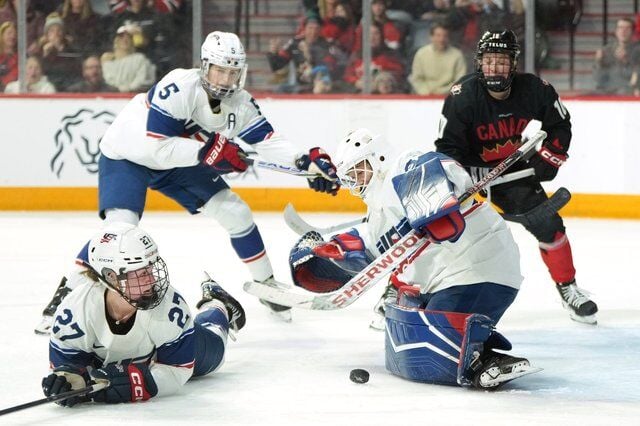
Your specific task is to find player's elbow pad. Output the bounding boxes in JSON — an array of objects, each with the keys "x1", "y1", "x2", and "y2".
[{"x1": 424, "y1": 211, "x2": 466, "y2": 243}]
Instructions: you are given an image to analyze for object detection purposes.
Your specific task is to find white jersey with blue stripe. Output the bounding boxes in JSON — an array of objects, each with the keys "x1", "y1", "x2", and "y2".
[
  {"x1": 49, "y1": 281, "x2": 195, "y2": 398},
  {"x1": 100, "y1": 68, "x2": 304, "y2": 170},
  {"x1": 359, "y1": 150, "x2": 523, "y2": 294}
]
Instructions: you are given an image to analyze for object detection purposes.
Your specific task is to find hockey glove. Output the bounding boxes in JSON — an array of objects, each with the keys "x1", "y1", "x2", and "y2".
[
  {"x1": 200, "y1": 133, "x2": 248, "y2": 174},
  {"x1": 296, "y1": 147, "x2": 340, "y2": 195},
  {"x1": 528, "y1": 139, "x2": 567, "y2": 182},
  {"x1": 313, "y1": 229, "x2": 368, "y2": 262},
  {"x1": 90, "y1": 362, "x2": 158, "y2": 404},
  {"x1": 42, "y1": 365, "x2": 90, "y2": 407}
]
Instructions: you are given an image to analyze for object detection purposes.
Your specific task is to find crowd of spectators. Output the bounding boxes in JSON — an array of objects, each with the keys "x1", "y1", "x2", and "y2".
[
  {"x1": 267, "y1": 0, "x2": 536, "y2": 94},
  {"x1": 0, "y1": 0, "x2": 190, "y2": 94}
]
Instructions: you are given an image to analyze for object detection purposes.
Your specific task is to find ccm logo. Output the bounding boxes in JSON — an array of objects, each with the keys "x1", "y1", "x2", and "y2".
[
  {"x1": 130, "y1": 371, "x2": 145, "y2": 401},
  {"x1": 540, "y1": 147, "x2": 566, "y2": 167}
]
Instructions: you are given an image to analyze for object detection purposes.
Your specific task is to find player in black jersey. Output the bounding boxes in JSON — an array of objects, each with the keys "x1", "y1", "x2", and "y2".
[{"x1": 435, "y1": 30, "x2": 598, "y2": 324}]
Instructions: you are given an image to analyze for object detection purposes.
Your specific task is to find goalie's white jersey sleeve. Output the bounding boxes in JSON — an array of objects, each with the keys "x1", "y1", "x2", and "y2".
[
  {"x1": 49, "y1": 282, "x2": 195, "y2": 398},
  {"x1": 100, "y1": 68, "x2": 304, "y2": 170},
  {"x1": 359, "y1": 150, "x2": 523, "y2": 295}
]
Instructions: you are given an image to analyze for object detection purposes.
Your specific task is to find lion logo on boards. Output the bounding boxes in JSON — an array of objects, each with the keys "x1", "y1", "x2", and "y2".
[{"x1": 51, "y1": 109, "x2": 115, "y2": 178}]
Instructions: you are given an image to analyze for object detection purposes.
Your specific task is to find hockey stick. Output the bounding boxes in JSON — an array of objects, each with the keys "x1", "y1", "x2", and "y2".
[
  {"x1": 244, "y1": 126, "x2": 547, "y2": 310},
  {"x1": 243, "y1": 156, "x2": 319, "y2": 177},
  {"x1": 0, "y1": 381, "x2": 109, "y2": 416},
  {"x1": 501, "y1": 187, "x2": 571, "y2": 226},
  {"x1": 284, "y1": 203, "x2": 367, "y2": 235}
]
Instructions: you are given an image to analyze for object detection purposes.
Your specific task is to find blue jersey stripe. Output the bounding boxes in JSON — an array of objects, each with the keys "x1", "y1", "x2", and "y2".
[
  {"x1": 49, "y1": 341, "x2": 95, "y2": 368},
  {"x1": 155, "y1": 327, "x2": 196, "y2": 367},
  {"x1": 238, "y1": 118, "x2": 274, "y2": 144},
  {"x1": 147, "y1": 106, "x2": 187, "y2": 138}
]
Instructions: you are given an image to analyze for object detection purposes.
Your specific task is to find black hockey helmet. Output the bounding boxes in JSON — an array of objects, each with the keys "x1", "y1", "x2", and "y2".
[{"x1": 476, "y1": 29, "x2": 521, "y2": 93}]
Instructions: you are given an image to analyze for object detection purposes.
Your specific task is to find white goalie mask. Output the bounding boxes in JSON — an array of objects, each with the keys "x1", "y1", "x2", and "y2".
[
  {"x1": 200, "y1": 31, "x2": 247, "y2": 99},
  {"x1": 88, "y1": 222, "x2": 169, "y2": 310},
  {"x1": 335, "y1": 128, "x2": 389, "y2": 199}
]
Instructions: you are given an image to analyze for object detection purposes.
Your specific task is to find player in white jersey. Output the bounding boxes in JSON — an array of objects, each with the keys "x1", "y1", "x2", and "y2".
[
  {"x1": 287, "y1": 129, "x2": 536, "y2": 388},
  {"x1": 36, "y1": 31, "x2": 340, "y2": 333},
  {"x1": 42, "y1": 222, "x2": 247, "y2": 405}
]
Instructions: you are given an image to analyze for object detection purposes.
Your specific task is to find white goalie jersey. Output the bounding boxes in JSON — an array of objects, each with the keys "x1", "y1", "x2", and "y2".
[
  {"x1": 359, "y1": 150, "x2": 523, "y2": 295},
  {"x1": 49, "y1": 282, "x2": 195, "y2": 398},
  {"x1": 100, "y1": 68, "x2": 304, "y2": 170}
]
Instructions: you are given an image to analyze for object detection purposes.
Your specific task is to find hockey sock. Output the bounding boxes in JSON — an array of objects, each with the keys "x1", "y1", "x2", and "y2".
[
  {"x1": 230, "y1": 224, "x2": 273, "y2": 282},
  {"x1": 539, "y1": 232, "x2": 576, "y2": 283}
]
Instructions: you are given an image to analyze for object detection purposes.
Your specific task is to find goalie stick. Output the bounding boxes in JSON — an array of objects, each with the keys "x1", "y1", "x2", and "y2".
[
  {"x1": 0, "y1": 381, "x2": 109, "y2": 417},
  {"x1": 284, "y1": 203, "x2": 367, "y2": 235},
  {"x1": 244, "y1": 125, "x2": 548, "y2": 310}
]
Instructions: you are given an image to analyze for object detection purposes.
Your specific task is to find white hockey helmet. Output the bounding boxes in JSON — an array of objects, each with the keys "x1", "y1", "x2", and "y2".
[
  {"x1": 200, "y1": 31, "x2": 247, "y2": 99},
  {"x1": 88, "y1": 222, "x2": 169, "y2": 310},
  {"x1": 335, "y1": 128, "x2": 389, "y2": 199}
]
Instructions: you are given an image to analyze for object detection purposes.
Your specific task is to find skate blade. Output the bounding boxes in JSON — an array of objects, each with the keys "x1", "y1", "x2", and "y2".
[
  {"x1": 568, "y1": 312, "x2": 597, "y2": 325},
  {"x1": 34, "y1": 316, "x2": 52, "y2": 335},
  {"x1": 268, "y1": 308, "x2": 292, "y2": 323},
  {"x1": 479, "y1": 363, "x2": 542, "y2": 388}
]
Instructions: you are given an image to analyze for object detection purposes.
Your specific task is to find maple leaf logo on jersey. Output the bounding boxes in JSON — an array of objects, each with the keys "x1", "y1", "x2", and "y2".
[
  {"x1": 450, "y1": 84, "x2": 462, "y2": 95},
  {"x1": 479, "y1": 139, "x2": 521, "y2": 162},
  {"x1": 51, "y1": 108, "x2": 116, "y2": 178}
]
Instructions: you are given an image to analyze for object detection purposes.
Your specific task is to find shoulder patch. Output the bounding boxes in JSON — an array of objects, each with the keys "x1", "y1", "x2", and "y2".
[
  {"x1": 450, "y1": 84, "x2": 462, "y2": 95},
  {"x1": 542, "y1": 79, "x2": 549, "y2": 86}
]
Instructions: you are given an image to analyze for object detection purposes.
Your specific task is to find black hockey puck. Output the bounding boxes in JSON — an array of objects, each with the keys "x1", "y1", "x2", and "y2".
[{"x1": 349, "y1": 369, "x2": 370, "y2": 384}]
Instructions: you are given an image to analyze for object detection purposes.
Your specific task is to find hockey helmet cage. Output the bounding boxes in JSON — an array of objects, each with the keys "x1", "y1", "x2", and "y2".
[
  {"x1": 200, "y1": 31, "x2": 247, "y2": 99},
  {"x1": 335, "y1": 128, "x2": 389, "y2": 199},
  {"x1": 476, "y1": 29, "x2": 520, "y2": 93},
  {"x1": 88, "y1": 222, "x2": 169, "y2": 310}
]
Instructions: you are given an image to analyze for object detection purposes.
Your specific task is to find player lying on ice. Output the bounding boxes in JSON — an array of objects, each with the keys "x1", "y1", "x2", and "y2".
[
  {"x1": 287, "y1": 128, "x2": 540, "y2": 388},
  {"x1": 42, "y1": 223, "x2": 246, "y2": 405}
]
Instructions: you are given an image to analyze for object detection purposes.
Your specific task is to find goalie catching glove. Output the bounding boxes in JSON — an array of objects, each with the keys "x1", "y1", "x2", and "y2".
[
  {"x1": 199, "y1": 133, "x2": 249, "y2": 174},
  {"x1": 295, "y1": 148, "x2": 340, "y2": 195},
  {"x1": 392, "y1": 153, "x2": 465, "y2": 243},
  {"x1": 289, "y1": 230, "x2": 372, "y2": 293}
]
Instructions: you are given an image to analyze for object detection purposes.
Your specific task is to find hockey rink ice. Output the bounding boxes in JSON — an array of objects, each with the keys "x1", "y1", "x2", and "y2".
[{"x1": 0, "y1": 211, "x2": 638, "y2": 425}]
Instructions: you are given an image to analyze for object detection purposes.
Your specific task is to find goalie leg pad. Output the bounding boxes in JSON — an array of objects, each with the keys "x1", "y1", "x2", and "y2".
[{"x1": 384, "y1": 305, "x2": 496, "y2": 386}]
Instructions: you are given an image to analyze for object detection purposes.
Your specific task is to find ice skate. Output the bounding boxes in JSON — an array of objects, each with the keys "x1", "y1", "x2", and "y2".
[
  {"x1": 34, "y1": 277, "x2": 72, "y2": 335},
  {"x1": 197, "y1": 273, "x2": 246, "y2": 333},
  {"x1": 556, "y1": 280, "x2": 598, "y2": 325},
  {"x1": 473, "y1": 351, "x2": 541, "y2": 389},
  {"x1": 255, "y1": 276, "x2": 292, "y2": 322},
  {"x1": 369, "y1": 283, "x2": 398, "y2": 331}
]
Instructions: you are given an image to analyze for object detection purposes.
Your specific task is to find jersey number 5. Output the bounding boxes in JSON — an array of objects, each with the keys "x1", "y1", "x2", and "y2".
[{"x1": 158, "y1": 83, "x2": 180, "y2": 100}]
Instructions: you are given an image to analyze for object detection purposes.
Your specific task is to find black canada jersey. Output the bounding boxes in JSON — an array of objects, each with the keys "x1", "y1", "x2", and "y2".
[{"x1": 434, "y1": 73, "x2": 571, "y2": 168}]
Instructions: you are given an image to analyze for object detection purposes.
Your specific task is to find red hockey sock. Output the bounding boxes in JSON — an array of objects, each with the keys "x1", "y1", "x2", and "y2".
[{"x1": 539, "y1": 232, "x2": 576, "y2": 283}]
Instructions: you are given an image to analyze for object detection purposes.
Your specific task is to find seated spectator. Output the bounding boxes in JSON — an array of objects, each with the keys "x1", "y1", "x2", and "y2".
[
  {"x1": 409, "y1": 23, "x2": 466, "y2": 95},
  {"x1": 594, "y1": 17, "x2": 640, "y2": 95},
  {"x1": 311, "y1": 65, "x2": 333, "y2": 93},
  {"x1": 343, "y1": 23, "x2": 405, "y2": 92},
  {"x1": 267, "y1": 16, "x2": 346, "y2": 93},
  {"x1": 0, "y1": 0, "x2": 46, "y2": 55},
  {"x1": 67, "y1": 54, "x2": 118, "y2": 92},
  {"x1": 58, "y1": 0, "x2": 100, "y2": 53},
  {"x1": 372, "y1": 70, "x2": 399, "y2": 94},
  {"x1": 38, "y1": 12, "x2": 83, "y2": 91},
  {"x1": 353, "y1": 0, "x2": 405, "y2": 53},
  {"x1": 321, "y1": 1, "x2": 356, "y2": 54},
  {"x1": 101, "y1": 24, "x2": 155, "y2": 92},
  {"x1": 4, "y1": 56, "x2": 56, "y2": 93},
  {"x1": 0, "y1": 21, "x2": 17, "y2": 91}
]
